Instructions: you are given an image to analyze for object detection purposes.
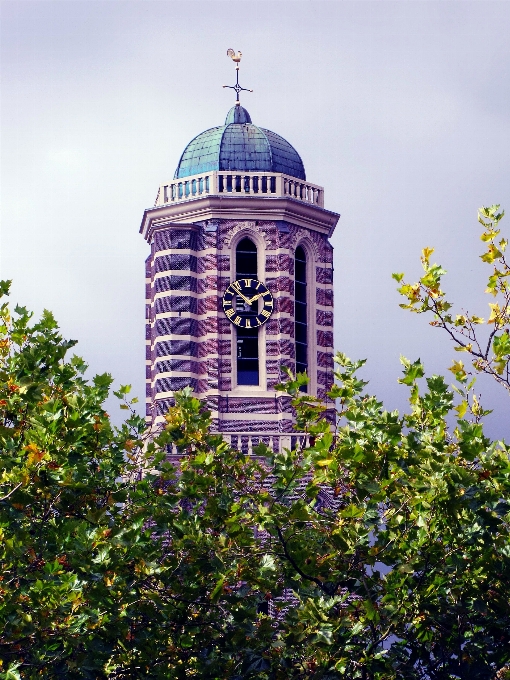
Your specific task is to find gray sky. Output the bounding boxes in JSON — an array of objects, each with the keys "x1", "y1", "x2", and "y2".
[{"x1": 2, "y1": 0, "x2": 509, "y2": 437}]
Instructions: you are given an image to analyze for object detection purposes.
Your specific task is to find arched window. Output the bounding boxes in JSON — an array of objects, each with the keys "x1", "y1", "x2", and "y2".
[
  {"x1": 295, "y1": 245, "x2": 308, "y2": 390},
  {"x1": 236, "y1": 238, "x2": 257, "y2": 277},
  {"x1": 236, "y1": 238, "x2": 259, "y2": 386}
]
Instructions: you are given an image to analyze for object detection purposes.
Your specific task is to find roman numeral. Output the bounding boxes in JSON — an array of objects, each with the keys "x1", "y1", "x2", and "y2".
[
  {"x1": 225, "y1": 308, "x2": 235, "y2": 319},
  {"x1": 233, "y1": 316, "x2": 242, "y2": 326},
  {"x1": 261, "y1": 309, "x2": 271, "y2": 318}
]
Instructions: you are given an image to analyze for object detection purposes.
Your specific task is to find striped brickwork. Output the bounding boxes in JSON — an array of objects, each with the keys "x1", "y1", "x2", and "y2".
[{"x1": 145, "y1": 214, "x2": 335, "y2": 433}]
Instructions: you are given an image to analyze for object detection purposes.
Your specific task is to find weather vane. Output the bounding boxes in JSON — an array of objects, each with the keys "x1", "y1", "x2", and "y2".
[{"x1": 223, "y1": 49, "x2": 253, "y2": 105}]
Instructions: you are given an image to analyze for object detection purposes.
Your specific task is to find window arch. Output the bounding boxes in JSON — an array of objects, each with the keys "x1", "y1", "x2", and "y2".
[
  {"x1": 295, "y1": 245, "x2": 308, "y2": 390},
  {"x1": 236, "y1": 238, "x2": 259, "y2": 386},
  {"x1": 236, "y1": 237, "x2": 257, "y2": 278}
]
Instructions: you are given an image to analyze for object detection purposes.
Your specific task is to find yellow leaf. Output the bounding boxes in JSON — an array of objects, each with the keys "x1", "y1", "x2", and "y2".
[
  {"x1": 480, "y1": 228, "x2": 500, "y2": 242},
  {"x1": 421, "y1": 247, "x2": 434, "y2": 264},
  {"x1": 449, "y1": 360, "x2": 464, "y2": 373},
  {"x1": 454, "y1": 344, "x2": 472, "y2": 352},
  {"x1": 488, "y1": 303, "x2": 501, "y2": 324},
  {"x1": 455, "y1": 400, "x2": 468, "y2": 418},
  {"x1": 25, "y1": 443, "x2": 46, "y2": 465},
  {"x1": 316, "y1": 459, "x2": 333, "y2": 467},
  {"x1": 481, "y1": 245, "x2": 503, "y2": 263}
]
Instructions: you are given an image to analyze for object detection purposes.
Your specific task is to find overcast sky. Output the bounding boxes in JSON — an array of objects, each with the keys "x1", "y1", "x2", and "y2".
[{"x1": 1, "y1": 0, "x2": 509, "y2": 437}]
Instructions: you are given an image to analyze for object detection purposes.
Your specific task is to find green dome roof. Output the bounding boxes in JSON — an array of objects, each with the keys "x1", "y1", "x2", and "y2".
[{"x1": 174, "y1": 105, "x2": 306, "y2": 181}]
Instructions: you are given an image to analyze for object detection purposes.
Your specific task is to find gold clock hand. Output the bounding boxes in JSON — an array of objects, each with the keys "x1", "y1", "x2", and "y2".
[
  {"x1": 230, "y1": 284, "x2": 251, "y2": 304},
  {"x1": 236, "y1": 291, "x2": 252, "y2": 304},
  {"x1": 246, "y1": 292, "x2": 265, "y2": 304}
]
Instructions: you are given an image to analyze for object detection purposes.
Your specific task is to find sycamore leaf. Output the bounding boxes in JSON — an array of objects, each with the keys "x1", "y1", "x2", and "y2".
[
  {"x1": 481, "y1": 245, "x2": 503, "y2": 263},
  {"x1": 448, "y1": 360, "x2": 467, "y2": 383},
  {"x1": 454, "y1": 344, "x2": 472, "y2": 352},
  {"x1": 316, "y1": 459, "x2": 333, "y2": 467},
  {"x1": 480, "y1": 229, "x2": 500, "y2": 242},
  {"x1": 421, "y1": 247, "x2": 434, "y2": 265},
  {"x1": 455, "y1": 400, "x2": 468, "y2": 418},
  {"x1": 493, "y1": 332, "x2": 510, "y2": 357},
  {"x1": 210, "y1": 576, "x2": 225, "y2": 603},
  {"x1": 398, "y1": 357, "x2": 424, "y2": 385},
  {"x1": 488, "y1": 303, "x2": 501, "y2": 324}
]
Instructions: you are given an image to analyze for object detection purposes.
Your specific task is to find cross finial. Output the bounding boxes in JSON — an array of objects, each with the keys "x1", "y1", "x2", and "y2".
[{"x1": 223, "y1": 49, "x2": 253, "y2": 105}]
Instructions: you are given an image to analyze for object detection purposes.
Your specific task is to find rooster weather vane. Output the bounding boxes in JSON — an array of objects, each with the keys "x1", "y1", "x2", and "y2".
[{"x1": 223, "y1": 49, "x2": 253, "y2": 105}]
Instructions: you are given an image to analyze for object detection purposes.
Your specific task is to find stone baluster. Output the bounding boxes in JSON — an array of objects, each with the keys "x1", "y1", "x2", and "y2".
[
  {"x1": 281, "y1": 435, "x2": 291, "y2": 452},
  {"x1": 274, "y1": 174, "x2": 284, "y2": 197}
]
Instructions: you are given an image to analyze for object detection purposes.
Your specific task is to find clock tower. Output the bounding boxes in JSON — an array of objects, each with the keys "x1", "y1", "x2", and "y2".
[{"x1": 140, "y1": 65, "x2": 339, "y2": 453}]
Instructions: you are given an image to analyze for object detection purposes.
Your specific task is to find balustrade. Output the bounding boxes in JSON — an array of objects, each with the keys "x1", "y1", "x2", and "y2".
[
  {"x1": 164, "y1": 432, "x2": 310, "y2": 456},
  {"x1": 155, "y1": 171, "x2": 324, "y2": 208}
]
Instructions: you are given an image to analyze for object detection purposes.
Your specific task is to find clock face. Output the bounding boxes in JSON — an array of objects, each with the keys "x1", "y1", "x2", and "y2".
[{"x1": 222, "y1": 278, "x2": 274, "y2": 328}]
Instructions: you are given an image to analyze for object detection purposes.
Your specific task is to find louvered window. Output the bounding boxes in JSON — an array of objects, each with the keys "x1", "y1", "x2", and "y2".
[
  {"x1": 295, "y1": 245, "x2": 308, "y2": 391},
  {"x1": 236, "y1": 238, "x2": 259, "y2": 386}
]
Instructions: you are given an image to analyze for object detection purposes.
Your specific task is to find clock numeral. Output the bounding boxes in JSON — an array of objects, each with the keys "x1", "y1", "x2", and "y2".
[
  {"x1": 233, "y1": 316, "x2": 242, "y2": 326},
  {"x1": 245, "y1": 319, "x2": 251, "y2": 328},
  {"x1": 232, "y1": 281, "x2": 242, "y2": 293},
  {"x1": 223, "y1": 300, "x2": 232, "y2": 308},
  {"x1": 261, "y1": 309, "x2": 271, "y2": 318},
  {"x1": 256, "y1": 282, "x2": 261, "y2": 290},
  {"x1": 225, "y1": 308, "x2": 235, "y2": 319},
  {"x1": 243, "y1": 278, "x2": 253, "y2": 287}
]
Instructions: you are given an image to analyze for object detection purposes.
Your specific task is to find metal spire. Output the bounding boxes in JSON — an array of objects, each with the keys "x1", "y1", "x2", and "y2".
[{"x1": 223, "y1": 49, "x2": 253, "y2": 105}]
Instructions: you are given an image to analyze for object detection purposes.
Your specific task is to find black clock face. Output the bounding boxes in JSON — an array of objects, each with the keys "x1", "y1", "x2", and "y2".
[{"x1": 222, "y1": 278, "x2": 274, "y2": 328}]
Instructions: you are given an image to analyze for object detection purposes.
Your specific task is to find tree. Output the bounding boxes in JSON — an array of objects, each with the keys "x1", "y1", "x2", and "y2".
[
  {"x1": 1, "y1": 204, "x2": 510, "y2": 679},
  {"x1": 0, "y1": 282, "x2": 280, "y2": 678},
  {"x1": 394, "y1": 205, "x2": 510, "y2": 397}
]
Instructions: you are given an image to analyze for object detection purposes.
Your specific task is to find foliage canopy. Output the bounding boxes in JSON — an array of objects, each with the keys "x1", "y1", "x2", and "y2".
[{"x1": 1, "y1": 206, "x2": 510, "y2": 679}]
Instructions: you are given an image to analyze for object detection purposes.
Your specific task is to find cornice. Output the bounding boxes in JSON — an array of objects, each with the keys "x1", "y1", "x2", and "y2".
[{"x1": 140, "y1": 195, "x2": 340, "y2": 242}]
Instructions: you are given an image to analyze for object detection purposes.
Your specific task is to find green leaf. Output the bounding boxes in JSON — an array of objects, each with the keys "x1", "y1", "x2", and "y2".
[{"x1": 210, "y1": 576, "x2": 225, "y2": 603}]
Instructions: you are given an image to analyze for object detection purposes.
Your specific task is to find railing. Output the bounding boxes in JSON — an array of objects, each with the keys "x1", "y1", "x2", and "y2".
[
  {"x1": 166, "y1": 432, "x2": 311, "y2": 456},
  {"x1": 155, "y1": 171, "x2": 324, "y2": 208}
]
